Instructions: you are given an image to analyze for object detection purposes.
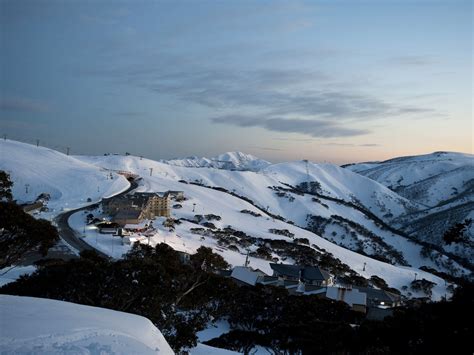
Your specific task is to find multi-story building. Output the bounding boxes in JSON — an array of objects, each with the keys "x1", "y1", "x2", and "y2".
[{"x1": 104, "y1": 192, "x2": 171, "y2": 225}]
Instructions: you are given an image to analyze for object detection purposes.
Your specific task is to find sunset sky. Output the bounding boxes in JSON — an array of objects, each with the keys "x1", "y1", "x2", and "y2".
[{"x1": 1, "y1": 0, "x2": 472, "y2": 163}]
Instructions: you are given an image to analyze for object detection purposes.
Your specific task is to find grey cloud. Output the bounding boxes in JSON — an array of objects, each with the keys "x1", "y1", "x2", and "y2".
[
  {"x1": 87, "y1": 60, "x2": 435, "y2": 124},
  {"x1": 323, "y1": 143, "x2": 355, "y2": 147},
  {"x1": 212, "y1": 115, "x2": 369, "y2": 138},
  {"x1": 249, "y1": 146, "x2": 283, "y2": 151},
  {"x1": 323, "y1": 143, "x2": 381, "y2": 147},
  {"x1": 0, "y1": 97, "x2": 50, "y2": 113}
]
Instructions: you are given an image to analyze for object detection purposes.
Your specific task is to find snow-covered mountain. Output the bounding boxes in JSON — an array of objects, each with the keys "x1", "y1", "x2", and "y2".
[
  {"x1": 0, "y1": 295, "x2": 174, "y2": 354},
  {"x1": 0, "y1": 140, "x2": 130, "y2": 216},
  {"x1": 2, "y1": 140, "x2": 470, "y2": 300},
  {"x1": 77, "y1": 153, "x2": 469, "y2": 277},
  {"x1": 345, "y1": 151, "x2": 474, "y2": 263},
  {"x1": 345, "y1": 151, "x2": 474, "y2": 207},
  {"x1": 161, "y1": 151, "x2": 271, "y2": 171}
]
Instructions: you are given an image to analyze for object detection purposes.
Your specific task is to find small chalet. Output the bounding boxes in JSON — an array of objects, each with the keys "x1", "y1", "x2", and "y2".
[
  {"x1": 270, "y1": 263, "x2": 333, "y2": 286},
  {"x1": 230, "y1": 266, "x2": 279, "y2": 286},
  {"x1": 353, "y1": 286, "x2": 402, "y2": 308},
  {"x1": 325, "y1": 286, "x2": 367, "y2": 313},
  {"x1": 97, "y1": 222, "x2": 120, "y2": 234}
]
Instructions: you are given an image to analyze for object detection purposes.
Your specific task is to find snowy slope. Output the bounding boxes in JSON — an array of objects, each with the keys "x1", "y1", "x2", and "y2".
[
  {"x1": 161, "y1": 151, "x2": 271, "y2": 171},
  {"x1": 346, "y1": 151, "x2": 474, "y2": 207},
  {"x1": 75, "y1": 154, "x2": 455, "y2": 299},
  {"x1": 346, "y1": 151, "x2": 474, "y2": 264},
  {"x1": 78, "y1": 155, "x2": 450, "y2": 271},
  {"x1": 0, "y1": 295, "x2": 174, "y2": 354},
  {"x1": 0, "y1": 140, "x2": 130, "y2": 215},
  {"x1": 264, "y1": 161, "x2": 419, "y2": 218}
]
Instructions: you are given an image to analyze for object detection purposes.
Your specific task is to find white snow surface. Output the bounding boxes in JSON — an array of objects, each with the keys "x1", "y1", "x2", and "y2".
[
  {"x1": 0, "y1": 140, "x2": 130, "y2": 216},
  {"x1": 75, "y1": 154, "x2": 451, "y2": 299},
  {"x1": 346, "y1": 151, "x2": 474, "y2": 207},
  {"x1": 0, "y1": 295, "x2": 174, "y2": 354}
]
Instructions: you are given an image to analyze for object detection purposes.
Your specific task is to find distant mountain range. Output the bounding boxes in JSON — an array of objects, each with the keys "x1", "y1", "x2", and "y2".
[{"x1": 160, "y1": 151, "x2": 271, "y2": 171}]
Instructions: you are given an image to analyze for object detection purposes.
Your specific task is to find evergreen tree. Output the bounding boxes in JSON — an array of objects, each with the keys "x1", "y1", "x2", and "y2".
[
  {"x1": 443, "y1": 219, "x2": 472, "y2": 245},
  {"x1": 0, "y1": 202, "x2": 59, "y2": 268},
  {"x1": 0, "y1": 170, "x2": 13, "y2": 201}
]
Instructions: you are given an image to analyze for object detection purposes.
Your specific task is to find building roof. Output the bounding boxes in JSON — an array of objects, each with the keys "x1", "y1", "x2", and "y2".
[
  {"x1": 326, "y1": 286, "x2": 367, "y2": 307},
  {"x1": 114, "y1": 209, "x2": 143, "y2": 220},
  {"x1": 270, "y1": 263, "x2": 331, "y2": 281},
  {"x1": 133, "y1": 192, "x2": 169, "y2": 199},
  {"x1": 231, "y1": 266, "x2": 262, "y2": 286},
  {"x1": 352, "y1": 286, "x2": 400, "y2": 303},
  {"x1": 124, "y1": 220, "x2": 150, "y2": 229}
]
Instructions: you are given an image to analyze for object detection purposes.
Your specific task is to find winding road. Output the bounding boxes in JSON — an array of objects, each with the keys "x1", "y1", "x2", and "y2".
[
  {"x1": 21, "y1": 179, "x2": 139, "y2": 264},
  {"x1": 54, "y1": 180, "x2": 139, "y2": 257}
]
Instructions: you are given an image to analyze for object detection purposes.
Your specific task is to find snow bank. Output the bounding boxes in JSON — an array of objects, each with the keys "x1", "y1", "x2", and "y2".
[{"x1": 0, "y1": 295, "x2": 174, "y2": 354}]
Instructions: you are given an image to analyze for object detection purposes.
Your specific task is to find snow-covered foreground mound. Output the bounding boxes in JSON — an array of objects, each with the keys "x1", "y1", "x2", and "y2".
[
  {"x1": 0, "y1": 295, "x2": 174, "y2": 354},
  {"x1": 0, "y1": 140, "x2": 130, "y2": 216}
]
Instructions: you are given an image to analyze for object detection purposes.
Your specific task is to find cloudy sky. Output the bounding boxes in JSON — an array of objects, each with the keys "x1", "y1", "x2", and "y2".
[{"x1": 1, "y1": 0, "x2": 472, "y2": 163}]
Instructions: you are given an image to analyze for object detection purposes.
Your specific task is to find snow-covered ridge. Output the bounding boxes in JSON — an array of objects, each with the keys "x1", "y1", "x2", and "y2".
[
  {"x1": 2, "y1": 140, "x2": 464, "y2": 296},
  {"x1": 346, "y1": 151, "x2": 474, "y2": 192},
  {"x1": 0, "y1": 295, "x2": 174, "y2": 354},
  {"x1": 0, "y1": 139, "x2": 130, "y2": 216},
  {"x1": 161, "y1": 151, "x2": 271, "y2": 171},
  {"x1": 346, "y1": 151, "x2": 474, "y2": 264},
  {"x1": 75, "y1": 153, "x2": 459, "y2": 295}
]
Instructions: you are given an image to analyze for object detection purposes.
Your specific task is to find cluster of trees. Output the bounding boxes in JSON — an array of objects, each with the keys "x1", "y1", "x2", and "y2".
[
  {"x1": 0, "y1": 171, "x2": 59, "y2": 269},
  {"x1": 443, "y1": 219, "x2": 472, "y2": 245}
]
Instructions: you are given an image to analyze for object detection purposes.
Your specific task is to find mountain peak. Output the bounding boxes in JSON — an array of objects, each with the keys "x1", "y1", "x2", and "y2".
[{"x1": 161, "y1": 151, "x2": 271, "y2": 171}]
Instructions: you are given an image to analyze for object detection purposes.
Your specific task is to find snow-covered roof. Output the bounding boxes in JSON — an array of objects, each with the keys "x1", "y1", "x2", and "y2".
[
  {"x1": 270, "y1": 263, "x2": 331, "y2": 281},
  {"x1": 230, "y1": 266, "x2": 267, "y2": 286},
  {"x1": 326, "y1": 286, "x2": 367, "y2": 307},
  {"x1": 124, "y1": 220, "x2": 151, "y2": 229}
]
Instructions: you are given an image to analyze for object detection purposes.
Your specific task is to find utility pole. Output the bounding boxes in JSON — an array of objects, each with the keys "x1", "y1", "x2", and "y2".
[
  {"x1": 363, "y1": 262, "x2": 366, "y2": 271},
  {"x1": 414, "y1": 272, "x2": 418, "y2": 281},
  {"x1": 25, "y1": 184, "x2": 30, "y2": 194},
  {"x1": 3, "y1": 134, "x2": 6, "y2": 141},
  {"x1": 149, "y1": 168, "x2": 153, "y2": 176},
  {"x1": 36, "y1": 139, "x2": 40, "y2": 147},
  {"x1": 244, "y1": 249, "x2": 250, "y2": 268},
  {"x1": 66, "y1": 147, "x2": 70, "y2": 156},
  {"x1": 192, "y1": 203, "x2": 196, "y2": 212}
]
